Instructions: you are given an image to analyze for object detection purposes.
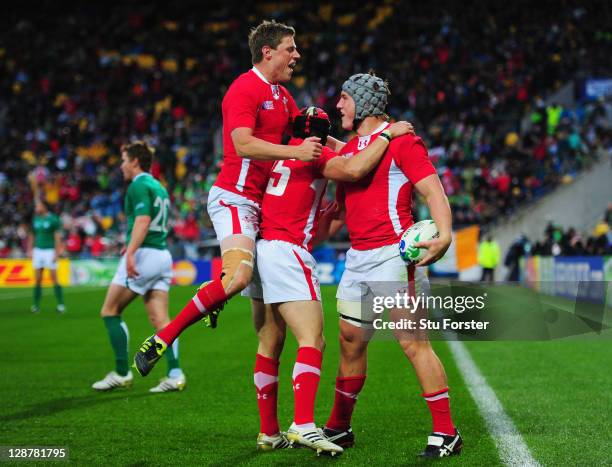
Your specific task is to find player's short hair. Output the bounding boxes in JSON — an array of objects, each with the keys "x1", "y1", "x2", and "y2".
[
  {"x1": 121, "y1": 141, "x2": 154, "y2": 172},
  {"x1": 248, "y1": 20, "x2": 295, "y2": 64}
]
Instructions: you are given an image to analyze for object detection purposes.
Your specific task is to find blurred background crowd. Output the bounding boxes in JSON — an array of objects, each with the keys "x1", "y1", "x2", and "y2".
[{"x1": 0, "y1": 0, "x2": 610, "y2": 259}]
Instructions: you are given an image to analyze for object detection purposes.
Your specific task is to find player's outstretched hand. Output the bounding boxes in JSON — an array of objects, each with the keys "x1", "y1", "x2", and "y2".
[
  {"x1": 295, "y1": 136, "x2": 322, "y2": 161},
  {"x1": 126, "y1": 252, "x2": 139, "y2": 278},
  {"x1": 388, "y1": 121, "x2": 415, "y2": 139},
  {"x1": 414, "y1": 235, "x2": 451, "y2": 267}
]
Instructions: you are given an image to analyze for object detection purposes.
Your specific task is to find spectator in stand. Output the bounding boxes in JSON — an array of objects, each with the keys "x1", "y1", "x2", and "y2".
[
  {"x1": 174, "y1": 213, "x2": 200, "y2": 243},
  {"x1": 87, "y1": 233, "x2": 107, "y2": 258},
  {"x1": 478, "y1": 235, "x2": 500, "y2": 282},
  {"x1": 65, "y1": 227, "x2": 83, "y2": 258},
  {"x1": 505, "y1": 235, "x2": 530, "y2": 281}
]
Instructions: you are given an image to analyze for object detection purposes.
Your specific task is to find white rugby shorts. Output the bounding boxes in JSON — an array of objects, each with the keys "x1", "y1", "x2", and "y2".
[
  {"x1": 242, "y1": 239, "x2": 321, "y2": 304},
  {"x1": 207, "y1": 186, "x2": 260, "y2": 242},
  {"x1": 337, "y1": 243, "x2": 429, "y2": 327},
  {"x1": 32, "y1": 248, "x2": 57, "y2": 270},
  {"x1": 111, "y1": 248, "x2": 173, "y2": 295}
]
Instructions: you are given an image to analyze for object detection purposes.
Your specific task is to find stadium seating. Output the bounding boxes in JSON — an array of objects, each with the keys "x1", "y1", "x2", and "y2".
[{"x1": 0, "y1": 2, "x2": 609, "y2": 257}]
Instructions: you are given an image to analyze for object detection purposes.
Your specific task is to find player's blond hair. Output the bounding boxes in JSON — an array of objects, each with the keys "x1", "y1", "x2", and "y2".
[{"x1": 248, "y1": 20, "x2": 295, "y2": 64}]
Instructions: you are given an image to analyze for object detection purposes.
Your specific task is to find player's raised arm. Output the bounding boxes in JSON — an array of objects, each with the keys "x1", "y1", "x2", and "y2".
[
  {"x1": 231, "y1": 127, "x2": 321, "y2": 161},
  {"x1": 322, "y1": 122, "x2": 414, "y2": 182}
]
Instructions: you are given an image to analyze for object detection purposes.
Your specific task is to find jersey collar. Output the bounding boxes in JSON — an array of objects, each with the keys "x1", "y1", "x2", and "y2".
[
  {"x1": 251, "y1": 66, "x2": 271, "y2": 84},
  {"x1": 132, "y1": 172, "x2": 150, "y2": 182},
  {"x1": 371, "y1": 121, "x2": 389, "y2": 136}
]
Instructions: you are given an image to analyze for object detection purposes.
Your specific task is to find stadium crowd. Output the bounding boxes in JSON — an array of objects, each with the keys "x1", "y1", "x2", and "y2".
[
  {"x1": 0, "y1": 1, "x2": 610, "y2": 258},
  {"x1": 529, "y1": 206, "x2": 612, "y2": 256}
]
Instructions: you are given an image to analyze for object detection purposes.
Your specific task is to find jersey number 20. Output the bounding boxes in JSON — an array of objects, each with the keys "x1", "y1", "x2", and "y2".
[{"x1": 150, "y1": 197, "x2": 170, "y2": 233}]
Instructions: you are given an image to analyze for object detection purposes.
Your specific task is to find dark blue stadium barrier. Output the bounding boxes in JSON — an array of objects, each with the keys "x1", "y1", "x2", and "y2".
[{"x1": 521, "y1": 256, "x2": 609, "y2": 304}]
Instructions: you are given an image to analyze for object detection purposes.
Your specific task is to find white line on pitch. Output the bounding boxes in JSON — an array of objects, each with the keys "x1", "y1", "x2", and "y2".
[{"x1": 447, "y1": 340, "x2": 540, "y2": 467}]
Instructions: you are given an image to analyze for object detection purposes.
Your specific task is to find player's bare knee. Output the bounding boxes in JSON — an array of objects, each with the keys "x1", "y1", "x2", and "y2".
[
  {"x1": 258, "y1": 332, "x2": 285, "y2": 359},
  {"x1": 339, "y1": 331, "x2": 367, "y2": 361},
  {"x1": 398, "y1": 339, "x2": 430, "y2": 362}
]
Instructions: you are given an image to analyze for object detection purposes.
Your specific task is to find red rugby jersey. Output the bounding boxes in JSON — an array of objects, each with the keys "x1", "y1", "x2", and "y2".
[
  {"x1": 215, "y1": 67, "x2": 300, "y2": 205},
  {"x1": 260, "y1": 139, "x2": 338, "y2": 251},
  {"x1": 338, "y1": 123, "x2": 438, "y2": 250}
]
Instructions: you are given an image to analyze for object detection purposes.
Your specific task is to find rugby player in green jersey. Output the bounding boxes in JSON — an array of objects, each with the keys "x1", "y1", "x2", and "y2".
[
  {"x1": 92, "y1": 142, "x2": 186, "y2": 393},
  {"x1": 28, "y1": 201, "x2": 64, "y2": 313}
]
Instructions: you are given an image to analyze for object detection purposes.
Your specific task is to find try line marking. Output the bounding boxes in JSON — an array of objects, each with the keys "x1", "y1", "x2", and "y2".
[{"x1": 447, "y1": 340, "x2": 540, "y2": 467}]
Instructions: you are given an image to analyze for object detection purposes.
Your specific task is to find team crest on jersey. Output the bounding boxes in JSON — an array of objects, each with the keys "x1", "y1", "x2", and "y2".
[
  {"x1": 357, "y1": 135, "x2": 371, "y2": 150},
  {"x1": 262, "y1": 100, "x2": 274, "y2": 110},
  {"x1": 271, "y1": 85, "x2": 280, "y2": 100}
]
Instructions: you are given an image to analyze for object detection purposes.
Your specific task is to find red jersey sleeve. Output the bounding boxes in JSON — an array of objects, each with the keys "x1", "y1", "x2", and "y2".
[
  {"x1": 314, "y1": 146, "x2": 339, "y2": 175},
  {"x1": 224, "y1": 84, "x2": 259, "y2": 132},
  {"x1": 395, "y1": 136, "x2": 438, "y2": 184}
]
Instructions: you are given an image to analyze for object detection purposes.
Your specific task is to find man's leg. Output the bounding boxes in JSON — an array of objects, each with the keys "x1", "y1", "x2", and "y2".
[
  {"x1": 391, "y1": 308, "x2": 457, "y2": 438},
  {"x1": 277, "y1": 300, "x2": 343, "y2": 456},
  {"x1": 92, "y1": 284, "x2": 138, "y2": 390},
  {"x1": 252, "y1": 299, "x2": 286, "y2": 445},
  {"x1": 49, "y1": 268, "x2": 65, "y2": 312},
  {"x1": 32, "y1": 269, "x2": 43, "y2": 312},
  {"x1": 134, "y1": 235, "x2": 255, "y2": 377},
  {"x1": 156, "y1": 234, "x2": 255, "y2": 346},
  {"x1": 276, "y1": 300, "x2": 324, "y2": 430},
  {"x1": 325, "y1": 317, "x2": 370, "y2": 440},
  {"x1": 144, "y1": 289, "x2": 185, "y2": 392}
]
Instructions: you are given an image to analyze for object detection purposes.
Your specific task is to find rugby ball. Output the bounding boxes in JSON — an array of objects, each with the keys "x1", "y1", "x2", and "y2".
[{"x1": 399, "y1": 220, "x2": 439, "y2": 263}]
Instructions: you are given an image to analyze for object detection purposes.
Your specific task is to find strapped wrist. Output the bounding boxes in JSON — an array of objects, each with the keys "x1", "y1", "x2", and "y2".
[{"x1": 379, "y1": 130, "x2": 392, "y2": 142}]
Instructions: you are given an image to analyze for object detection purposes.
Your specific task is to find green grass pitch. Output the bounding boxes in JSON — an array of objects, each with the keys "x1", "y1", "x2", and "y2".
[{"x1": 1, "y1": 286, "x2": 611, "y2": 465}]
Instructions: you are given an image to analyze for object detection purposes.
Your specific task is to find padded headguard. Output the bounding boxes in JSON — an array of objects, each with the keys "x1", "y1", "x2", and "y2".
[{"x1": 293, "y1": 106, "x2": 331, "y2": 145}]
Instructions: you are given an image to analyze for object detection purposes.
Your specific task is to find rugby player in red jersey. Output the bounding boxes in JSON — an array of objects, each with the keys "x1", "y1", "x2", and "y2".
[
  {"x1": 243, "y1": 107, "x2": 413, "y2": 454},
  {"x1": 133, "y1": 20, "x2": 323, "y2": 376},
  {"x1": 319, "y1": 73, "x2": 462, "y2": 458}
]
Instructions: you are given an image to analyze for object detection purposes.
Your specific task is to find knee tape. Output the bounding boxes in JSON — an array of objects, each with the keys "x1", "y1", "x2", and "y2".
[
  {"x1": 337, "y1": 299, "x2": 374, "y2": 329},
  {"x1": 221, "y1": 248, "x2": 254, "y2": 290}
]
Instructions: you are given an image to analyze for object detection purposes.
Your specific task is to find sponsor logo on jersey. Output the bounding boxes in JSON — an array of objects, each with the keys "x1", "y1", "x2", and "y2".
[
  {"x1": 271, "y1": 84, "x2": 280, "y2": 100},
  {"x1": 262, "y1": 100, "x2": 274, "y2": 110},
  {"x1": 135, "y1": 202, "x2": 145, "y2": 209},
  {"x1": 357, "y1": 135, "x2": 371, "y2": 150}
]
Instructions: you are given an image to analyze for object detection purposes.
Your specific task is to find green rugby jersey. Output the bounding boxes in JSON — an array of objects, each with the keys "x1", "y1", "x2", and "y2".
[
  {"x1": 125, "y1": 172, "x2": 170, "y2": 250},
  {"x1": 32, "y1": 213, "x2": 61, "y2": 249}
]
